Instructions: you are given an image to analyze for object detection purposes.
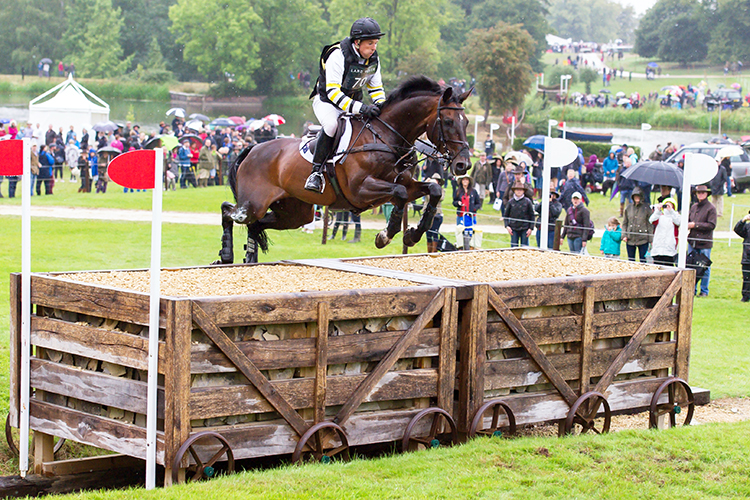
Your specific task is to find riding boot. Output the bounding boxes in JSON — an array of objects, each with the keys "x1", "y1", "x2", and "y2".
[
  {"x1": 304, "y1": 132, "x2": 335, "y2": 193},
  {"x1": 348, "y1": 224, "x2": 361, "y2": 243}
]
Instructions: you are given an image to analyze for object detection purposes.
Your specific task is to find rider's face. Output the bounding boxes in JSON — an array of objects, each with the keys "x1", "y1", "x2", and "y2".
[{"x1": 356, "y1": 39, "x2": 378, "y2": 59}]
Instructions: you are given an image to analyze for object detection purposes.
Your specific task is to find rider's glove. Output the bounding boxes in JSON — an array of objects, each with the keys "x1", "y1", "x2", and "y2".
[{"x1": 360, "y1": 104, "x2": 381, "y2": 119}]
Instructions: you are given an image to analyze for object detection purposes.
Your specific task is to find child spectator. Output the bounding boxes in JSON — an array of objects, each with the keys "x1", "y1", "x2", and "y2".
[{"x1": 600, "y1": 217, "x2": 622, "y2": 259}]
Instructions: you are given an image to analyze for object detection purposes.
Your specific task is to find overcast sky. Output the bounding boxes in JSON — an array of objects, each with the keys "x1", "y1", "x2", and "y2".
[{"x1": 617, "y1": 0, "x2": 657, "y2": 15}]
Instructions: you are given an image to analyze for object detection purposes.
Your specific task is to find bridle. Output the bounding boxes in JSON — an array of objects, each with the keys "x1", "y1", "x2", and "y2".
[{"x1": 431, "y1": 103, "x2": 471, "y2": 167}]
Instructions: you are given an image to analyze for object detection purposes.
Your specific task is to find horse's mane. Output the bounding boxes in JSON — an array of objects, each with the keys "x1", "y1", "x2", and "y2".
[{"x1": 384, "y1": 76, "x2": 444, "y2": 107}]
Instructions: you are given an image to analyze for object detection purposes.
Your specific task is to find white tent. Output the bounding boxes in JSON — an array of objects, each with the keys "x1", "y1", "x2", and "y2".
[{"x1": 28, "y1": 74, "x2": 110, "y2": 138}]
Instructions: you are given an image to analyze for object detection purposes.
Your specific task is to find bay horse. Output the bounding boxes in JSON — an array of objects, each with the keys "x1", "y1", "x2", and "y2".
[{"x1": 215, "y1": 76, "x2": 471, "y2": 264}]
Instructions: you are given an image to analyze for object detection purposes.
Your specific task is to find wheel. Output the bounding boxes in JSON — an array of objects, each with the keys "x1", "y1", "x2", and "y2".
[
  {"x1": 5, "y1": 413, "x2": 66, "y2": 457},
  {"x1": 401, "y1": 407, "x2": 458, "y2": 452},
  {"x1": 649, "y1": 377, "x2": 695, "y2": 429},
  {"x1": 469, "y1": 400, "x2": 517, "y2": 438},
  {"x1": 292, "y1": 422, "x2": 350, "y2": 464},
  {"x1": 560, "y1": 391, "x2": 611, "y2": 436},
  {"x1": 172, "y1": 431, "x2": 234, "y2": 484}
]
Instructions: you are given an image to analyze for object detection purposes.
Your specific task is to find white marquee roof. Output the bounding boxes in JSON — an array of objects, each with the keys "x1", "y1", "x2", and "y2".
[{"x1": 29, "y1": 74, "x2": 109, "y2": 113}]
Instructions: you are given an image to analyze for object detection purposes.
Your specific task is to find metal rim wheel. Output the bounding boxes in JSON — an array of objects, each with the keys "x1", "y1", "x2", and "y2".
[
  {"x1": 5, "y1": 413, "x2": 66, "y2": 457},
  {"x1": 292, "y1": 422, "x2": 350, "y2": 464},
  {"x1": 468, "y1": 400, "x2": 517, "y2": 439},
  {"x1": 561, "y1": 391, "x2": 611, "y2": 436},
  {"x1": 401, "y1": 407, "x2": 458, "y2": 452},
  {"x1": 649, "y1": 377, "x2": 695, "y2": 429},
  {"x1": 172, "y1": 431, "x2": 234, "y2": 484}
]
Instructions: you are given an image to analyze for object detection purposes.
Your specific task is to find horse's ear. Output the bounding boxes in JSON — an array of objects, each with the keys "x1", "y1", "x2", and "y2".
[
  {"x1": 459, "y1": 87, "x2": 474, "y2": 103},
  {"x1": 441, "y1": 86, "x2": 454, "y2": 104}
]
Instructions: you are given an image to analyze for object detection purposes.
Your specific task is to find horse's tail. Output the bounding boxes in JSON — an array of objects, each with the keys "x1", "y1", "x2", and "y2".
[{"x1": 228, "y1": 144, "x2": 255, "y2": 201}]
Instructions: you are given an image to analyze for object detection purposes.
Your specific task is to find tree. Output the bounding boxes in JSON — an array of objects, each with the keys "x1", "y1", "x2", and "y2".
[
  {"x1": 462, "y1": 22, "x2": 535, "y2": 120},
  {"x1": 0, "y1": 0, "x2": 66, "y2": 74},
  {"x1": 578, "y1": 67, "x2": 598, "y2": 94},
  {"x1": 707, "y1": 0, "x2": 750, "y2": 64},
  {"x1": 657, "y1": 13, "x2": 708, "y2": 65},
  {"x1": 63, "y1": 0, "x2": 133, "y2": 78},
  {"x1": 548, "y1": 0, "x2": 635, "y2": 44},
  {"x1": 634, "y1": 0, "x2": 701, "y2": 58}
]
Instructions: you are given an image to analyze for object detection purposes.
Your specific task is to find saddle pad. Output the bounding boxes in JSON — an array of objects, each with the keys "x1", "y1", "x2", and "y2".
[{"x1": 298, "y1": 117, "x2": 353, "y2": 164}]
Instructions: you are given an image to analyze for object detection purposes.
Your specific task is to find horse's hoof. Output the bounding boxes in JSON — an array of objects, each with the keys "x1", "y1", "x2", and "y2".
[
  {"x1": 402, "y1": 228, "x2": 421, "y2": 247},
  {"x1": 375, "y1": 231, "x2": 391, "y2": 249}
]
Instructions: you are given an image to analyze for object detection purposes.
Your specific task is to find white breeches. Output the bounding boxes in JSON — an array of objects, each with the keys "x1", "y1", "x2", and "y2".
[{"x1": 313, "y1": 96, "x2": 343, "y2": 137}]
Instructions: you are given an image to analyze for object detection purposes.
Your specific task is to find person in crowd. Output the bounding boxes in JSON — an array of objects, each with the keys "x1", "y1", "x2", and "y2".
[
  {"x1": 502, "y1": 164, "x2": 534, "y2": 205},
  {"x1": 534, "y1": 188, "x2": 562, "y2": 249},
  {"x1": 602, "y1": 151, "x2": 618, "y2": 197},
  {"x1": 96, "y1": 152, "x2": 110, "y2": 194},
  {"x1": 305, "y1": 17, "x2": 386, "y2": 193},
  {"x1": 7, "y1": 120, "x2": 18, "y2": 139},
  {"x1": 80, "y1": 128, "x2": 89, "y2": 150},
  {"x1": 710, "y1": 158, "x2": 728, "y2": 217},
  {"x1": 649, "y1": 197, "x2": 680, "y2": 266},
  {"x1": 88, "y1": 148, "x2": 98, "y2": 189},
  {"x1": 197, "y1": 139, "x2": 213, "y2": 187},
  {"x1": 177, "y1": 139, "x2": 196, "y2": 188},
  {"x1": 733, "y1": 210, "x2": 750, "y2": 302},
  {"x1": 530, "y1": 151, "x2": 544, "y2": 199},
  {"x1": 29, "y1": 144, "x2": 40, "y2": 196},
  {"x1": 425, "y1": 173, "x2": 444, "y2": 253},
  {"x1": 65, "y1": 139, "x2": 80, "y2": 182},
  {"x1": 78, "y1": 146, "x2": 91, "y2": 193},
  {"x1": 51, "y1": 142, "x2": 65, "y2": 180},
  {"x1": 688, "y1": 185, "x2": 717, "y2": 296},
  {"x1": 561, "y1": 192, "x2": 590, "y2": 253},
  {"x1": 483, "y1": 133, "x2": 495, "y2": 157},
  {"x1": 617, "y1": 156, "x2": 636, "y2": 216},
  {"x1": 37, "y1": 144, "x2": 55, "y2": 195},
  {"x1": 494, "y1": 160, "x2": 514, "y2": 210},
  {"x1": 503, "y1": 182, "x2": 535, "y2": 247},
  {"x1": 582, "y1": 154, "x2": 597, "y2": 191},
  {"x1": 453, "y1": 174, "x2": 481, "y2": 224},
  {"x1": 622, "y1": 186, "x2": 653, "y2": 263},
  {"x1": 600, "y1": 216, "x2": 622, "y2": 259},
  {"x1": 65, "y1": 125, "x2": 76, "y2": 145},
  {"x1": 559, "y1": 168, "x2": 588, "y2": 210},
  {"x1": 470, "y1": 152, "x2": 492, "y2": 206},
  {"x1": 45, "y1": 124, "x2": 57, "y2": 146}
]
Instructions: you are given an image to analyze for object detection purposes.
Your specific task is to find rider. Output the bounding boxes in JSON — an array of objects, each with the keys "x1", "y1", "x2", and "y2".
[{"x1": 304, "y1": 17, "x2": 386, "y2": 193}]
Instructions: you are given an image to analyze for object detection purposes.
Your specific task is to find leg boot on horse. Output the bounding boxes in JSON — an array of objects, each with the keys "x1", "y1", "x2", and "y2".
[{"x1": 304, "y1": 132, "x2": 335, "y2": 193}]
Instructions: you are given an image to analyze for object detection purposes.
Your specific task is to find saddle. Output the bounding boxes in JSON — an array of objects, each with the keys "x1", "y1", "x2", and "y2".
[{"x1": 298, "y1": 115, "x2": 352, "y2": 168}]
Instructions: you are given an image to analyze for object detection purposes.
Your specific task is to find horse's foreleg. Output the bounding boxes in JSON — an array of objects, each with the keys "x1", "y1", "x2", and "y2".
[
  {"x1": 213, "y1": 201, "x2": 236, "y2": 265},
  {"x1": 375, "y1": 184, "x2": 409, "y2": 249},
  {"x1": 402, "y1": 181, "x2": 441, "y2": 247}
]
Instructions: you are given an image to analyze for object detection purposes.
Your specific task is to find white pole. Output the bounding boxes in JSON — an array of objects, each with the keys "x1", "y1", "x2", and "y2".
[
  {"x1": 540, "y1": 137, "x2": 552, "y2": 250},
  {"x1": 677, "y1": 154, "x2": 693, "y2": 269},
  {"x1": 510, "y1": 116, "x2": 516, "y2": 149},
  {"x1": 473, "y1": 115, "x2": 484, "y2": 151},
  {"x1": 146, "y1": 148, "x2": 164, "y2": 489},
  {"x1": 19, "y1": 138, "x2": 31, "y2": 477}
]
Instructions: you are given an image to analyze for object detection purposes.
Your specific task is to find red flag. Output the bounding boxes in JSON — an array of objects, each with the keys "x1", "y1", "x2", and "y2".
[
  {"x1": 0, "y1": 140, "x2": 24, "y2": 176},
  {"x1": 108, "y1": 149, "x2": 157, "y2": 189}
]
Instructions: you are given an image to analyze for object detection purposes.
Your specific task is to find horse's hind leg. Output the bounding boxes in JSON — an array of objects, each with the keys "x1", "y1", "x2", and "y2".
[
  {"x1": 213, "y1": 201, "x2": 236, "y2": 265},
  {"x1": 243, "y1": 198, "x2": 315, "y2": 263}
]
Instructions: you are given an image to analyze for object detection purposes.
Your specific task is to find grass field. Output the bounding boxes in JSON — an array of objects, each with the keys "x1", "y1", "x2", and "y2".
[{"x1": 0, "y1": 179, "x2": 748, "y2": 497}]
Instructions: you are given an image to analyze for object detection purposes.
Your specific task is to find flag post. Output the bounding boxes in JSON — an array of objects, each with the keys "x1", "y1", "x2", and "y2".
[{"x1": 20, "y1": 138, "x2": 31, "y2": 476}]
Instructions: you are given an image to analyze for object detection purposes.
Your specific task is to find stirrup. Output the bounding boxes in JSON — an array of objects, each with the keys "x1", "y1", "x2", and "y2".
[{"x1": 304, "y1": 171, "x2": 326, "y2": 193}]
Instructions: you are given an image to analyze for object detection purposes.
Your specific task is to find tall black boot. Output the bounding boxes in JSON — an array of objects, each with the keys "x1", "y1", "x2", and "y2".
[{"x1": 304, "y1": 132, "x2": 335, "y2": 193}]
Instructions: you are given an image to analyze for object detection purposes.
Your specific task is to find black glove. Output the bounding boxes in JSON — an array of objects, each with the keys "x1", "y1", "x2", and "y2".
[{"x1": 360, "y1": 104, "x2": 381, "y2": 119}]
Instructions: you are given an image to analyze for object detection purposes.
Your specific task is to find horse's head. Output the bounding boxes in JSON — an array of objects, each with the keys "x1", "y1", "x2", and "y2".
[{"x1": 428, "y1": 86, "x2": 472, "y2": 176}]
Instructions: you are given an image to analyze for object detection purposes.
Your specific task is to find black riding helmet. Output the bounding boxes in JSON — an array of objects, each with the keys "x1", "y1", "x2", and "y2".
[{"x1": 350, "y1": 17, "x2": 385, "y2": 40}]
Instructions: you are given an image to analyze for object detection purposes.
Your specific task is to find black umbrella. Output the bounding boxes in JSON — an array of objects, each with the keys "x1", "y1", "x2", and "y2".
[
  {"x1": 179, "y1": 134, "x2": 204, "y2": 148},
  {"x1": 40, "y1": 58, "x2": 52, "y2": 65},
  {"x1": 97, "y1": 146, "x2": 122, "y2": 155},
  {"x1": 189, "y1": 113, "x2": 211, "y2": 122},
  {"x1": 621, "y1": 161, "x2": 684, "y2": 188},
  {"x1": 92, "y1": 121, "x2": 119, "y2": 133}
]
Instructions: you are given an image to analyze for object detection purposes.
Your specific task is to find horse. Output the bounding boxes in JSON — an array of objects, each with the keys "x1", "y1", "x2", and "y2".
[{"x1": 215, "y1": 76, "x2": 472, "y2": 264}]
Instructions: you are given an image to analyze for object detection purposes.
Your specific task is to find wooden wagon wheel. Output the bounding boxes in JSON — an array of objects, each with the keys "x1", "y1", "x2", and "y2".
[
  {"x1": 292, "y1": 422, "x2": 351, "y2": 464},
  {"x1": 171, "y1": 431, "x2": 234, "y2": 484},
  {"x1": 5, "y1": 414, "x2": 66, "y2": 457},
  {"x1": 401, "y1": 407, "x2": 458, "y2": 452},
  {"x1": 560, "y1": 391, "x2": 611, "y2": 436},
  {"x1": 468, "y1": 400, "x2": 517, "y2": 439},
  {"x1": 649, "y1": 377, "x2": 695, "y2": 429}
]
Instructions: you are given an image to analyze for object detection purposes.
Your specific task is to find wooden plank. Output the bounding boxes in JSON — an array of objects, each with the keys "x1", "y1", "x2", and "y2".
[
  {"x1": 0, "y1": 467, "x2": 144, "y2": 497},
  {"x1": 9, "y1": 273, "x2": 21, "y2": 427},
  {"x1": 437, "y1": 287, "x2": 457, "y2": 414},
  {"x1": 29, "y1": 358, "x2": 164, "y2": 418},
  {"x1": 593, "y1": 272, "x2": 683, "y2": 396},
  {"x1": 491, "y1": 271, "x2": 679, "y2": 309},
  {"x1": 484, "y1": 342, "x2": 676, "y2": 390},
  {"x1": 191, "y1": 302, "x2": 309, "y2": 438},
  {"x1": 42, "y1": 454, "x2": 143, "y2": 477},
  {"x1": 34, "y1": 432, "x2": 55, "y2": 475},
  {"x1": 580, "y1": 287, "x2": 595, "y2": 394},
  {"x1": 456, "y1": 284, "x2": 488, "y2": 434},
  {"x1": 30, "y1": 276, "x2": 158, "y2": 327},
  {"x1": 29, "y1": 399, "x2": 165, "y2": 464},
  {"x1": 189, "y1": 369, "x2": 439, "y2": 419},
  {"x1": 674, "y1": 269, "x2": 694, "y2": 380},
  {"x1": 485, "y1": 306, "x2": 680, "y2": 351},
  {"x1": 487, "y1": 288, "x2": 579, "y2": 407},
  {"x1": 164, "y1": 299, "x2": 192, "y2": 474},
  {"x1": 292, "y1": 259, "x2": 465, "y2": 286},
  {"x1": 333, "y1": 289, "x2": 445, "y2": 427},
  {"x1": 190, "y1": 327, "x2": 441, "y2": 374},
  {"x1": 194, "y1": 287, "x2": 440, "y2": 326},
  {"x1": 30, "y1": 317, "x2": 166, "y2": 373},
  {"x1": 314, "y1": 302, "x2": 329, "y2": 424}
]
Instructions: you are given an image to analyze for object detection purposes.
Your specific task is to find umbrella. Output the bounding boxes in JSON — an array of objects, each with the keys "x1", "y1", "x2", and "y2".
[
  {"x1": 0, "y1": 118, "x2": 9, "y2": 124},
  {"x1": 731, "y1": 83, "x2": 741, "y2": 90},
  {"x1": 209, "y1": 117, "x2": 237, "y2": 128},
  {"x1": 97, "y1": 146, "x2": 122, "y2": 155},
  {"x1": 716, "y1": 145, "x2": 744, "y2": 159},
  {"x1": 522, "y1": 135, "x2": 546, "y2": 151},
  {"x1": 228, "y1": 116, "x2": 245, "y2": 125},
  {"x1": 166, "y1": 107, "x2": 186, "y2": 118},
  {"x1": 599, "y1": 89, "x2": 611, "y2": 94},
  {"x1": 144, "y1": 135, "x2": 180, "y2": 151},
  {"x1": 617, "y1": 98, "x2": 631, "y2": 106},
  {"x1": 707, "y1": 137, "x2": 732, "y2": 144},
  {"x1": 189, "y1": 113, "x2": 211, "y2": 122},
  {"x1": 92, "y1": 121, "x2": 119, "y2": 133},
  {"x1": 504, "y1": 151, "x2": 534, "y2": 167},
  {"x1": 621, "y1": 161, "x2": 684, "y2": 189},
  {"x1": 647, "y1": 62, "x2": 659, "y2": 68},
  {"x1": 247, "y1": 119, "x2": 266, "y2": 131},
  {"x1": 40, "y1": 58, "x2": 52, "y2": 65},
  {"x1": 263, "y1": 114, "x2": 286, "y2": 125},
  {"x1": 184, "y1": 119, "x2": 204, "y2": 131},
  {"x1": 179, "y1": 134, "x2": 204, "y2": 148},
  {"x1": 615, "y1": 91, "x2": 626, "y2": 98}
]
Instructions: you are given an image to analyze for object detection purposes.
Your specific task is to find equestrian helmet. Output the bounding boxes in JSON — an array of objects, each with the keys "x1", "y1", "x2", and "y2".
[{"x1": 350, "y1": 18, "x2": 385, "y2": 40}]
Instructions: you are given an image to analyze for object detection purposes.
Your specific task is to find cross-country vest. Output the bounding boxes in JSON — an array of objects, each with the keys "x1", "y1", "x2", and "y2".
[{"x1": 312, "y1": 37, "x2": 379, "y2": 105}]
